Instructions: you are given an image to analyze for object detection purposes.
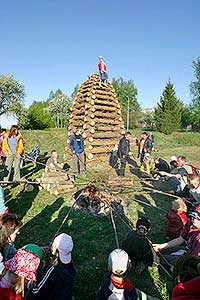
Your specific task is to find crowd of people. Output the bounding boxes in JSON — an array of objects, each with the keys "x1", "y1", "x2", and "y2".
[{"x1": 0, "y1": 124, "x2": 200, "y2": 299}]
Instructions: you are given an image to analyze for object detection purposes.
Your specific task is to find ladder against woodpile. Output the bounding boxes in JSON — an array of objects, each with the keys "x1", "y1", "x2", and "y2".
[{"x1": 66, "y1": 73, "x2": 125, "y2": 160}]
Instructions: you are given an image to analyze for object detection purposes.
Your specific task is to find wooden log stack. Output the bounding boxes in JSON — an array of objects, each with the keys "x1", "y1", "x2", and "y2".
[
  {"x1": 67, "y1": 73, "x2": 125, "y2": 160},
  {"x1": 36, "y1": 171, "x2": 76, "y2": 196}
]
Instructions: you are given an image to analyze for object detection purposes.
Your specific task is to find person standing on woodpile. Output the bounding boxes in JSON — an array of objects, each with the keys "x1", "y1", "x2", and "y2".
[
  {"x1": 137, "y1": 132, "x2": 153, "y2": 164},
  {"x1": 69, "y1": 128, "x2": 86, "y2": 176},
  {"x1": 2, "y1": 125, "x2": 24, "y2": 182},
  {"x1": 98, "y1": 56, "x2": 108, "y2": 85},
  {"x1": 117, "y1": 132, "x2": 132, "y2": 177},
  {"x1": 45, "y1": 150, "x2": 64, "y2": 173}
]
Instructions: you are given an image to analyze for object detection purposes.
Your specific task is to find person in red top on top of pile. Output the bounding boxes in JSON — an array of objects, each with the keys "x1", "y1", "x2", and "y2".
[
  {"x1": 172, "y1": 254, "x2": 200, "y2": 300},
  {"x1": 98, "y1": 56, "x2": 108, "y2": 85},
  {"x1": 166, "y1": 198, "x2": 188, "y2": 239}
]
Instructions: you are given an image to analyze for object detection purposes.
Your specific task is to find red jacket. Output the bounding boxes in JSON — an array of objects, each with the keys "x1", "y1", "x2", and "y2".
[
  {"x1": 166, "y1": 209, "x2": 187, "y2": 238},
  {"x1": 98, "y1": 61, "x2": 107, "y2": 72},
  {"x1": 172, "y1": 275, "x2": 200, "y2": 300},
  {"x1": 0, "y1": 288, "x2": 22, "y2": 300}
]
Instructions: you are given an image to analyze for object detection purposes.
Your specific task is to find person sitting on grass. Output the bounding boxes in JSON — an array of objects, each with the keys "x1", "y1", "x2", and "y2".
[
  {"x1": 187, "y1": 174, "x2": 200, "y2": 203},
  {"x1": 30, "y1": 233, "x2": 76, "y2": 300},
  {"x1": 0, "y1": 246, "x2": 42, "y2": 300},
  {"x1": 166, "y1": 198, "x2": 188, "y2": 239},
  {"x1": 96, "y1": 248, "x2": 160, "y2": 300},
  {"x1": 0, "y1": 214, "x2": 22, "y2": 262},
  {"x1": 45, "y1": 150, "x2": 64, "y2": 173},
  {"x1": 172, "y1": 254, "x2": 200, "y2": 300},
  {"x1": 153, "y1": 204, "x2": 200, "y2": 266},
  {"x1": 122, "y1": 217, "x2": 156, "y2": 273},
  {"x1": 140, "y1": 153, "x2": 152, "y2": 176}
]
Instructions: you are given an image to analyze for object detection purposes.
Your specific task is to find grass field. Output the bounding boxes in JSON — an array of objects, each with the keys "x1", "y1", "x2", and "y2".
[{"x1": 2, "y1": 129, "x2": 200, "y2": 300}]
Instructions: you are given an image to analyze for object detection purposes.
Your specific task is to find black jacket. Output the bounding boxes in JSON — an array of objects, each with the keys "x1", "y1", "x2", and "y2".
[
  {"x1": 118, "y1": 136, "x2": 130, "y2": 159},
  {"x1": 31, "y1": 261, "x2": 76, "y2": 300}
]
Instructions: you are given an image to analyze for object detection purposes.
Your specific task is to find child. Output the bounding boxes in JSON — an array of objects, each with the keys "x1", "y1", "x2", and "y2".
[
  {"x1": 166, "y1": 198, "x2": 187, "y2": 239},
  {"x1": 97, "y1": 248, "x2": 159, "y2": 300},
  {"x1": 30, "y1": 233, "x2": 76, "y2": 300},
  {"x1": 187, "y1": 174, "x2": 200, "y2": 203},
  {"x1": 140, "y1": 153, "x2": 152, "y2": 175},
  {"x1": 0, "y1": 245, "x2": 42, "y2": 300}
]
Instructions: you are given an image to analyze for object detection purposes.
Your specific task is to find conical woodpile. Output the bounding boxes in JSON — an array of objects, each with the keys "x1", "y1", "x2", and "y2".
[{"x1": 67, "y1": 73, "x2": 125, "y2": 160}]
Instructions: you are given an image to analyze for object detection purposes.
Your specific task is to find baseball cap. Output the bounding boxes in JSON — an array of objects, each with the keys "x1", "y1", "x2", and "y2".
[
  {"x1": 171, "y1": 156, "x2": 177, "y2": 161},
  {"x1": 190, "y1": 204, "x2": 200, "y2": 221},
  {"x1": 23, "y1": 244, "x2": 43, "y2": 260},
  {"x1": 52, "y1": 233, "x2": 73, "y2": 264},
  {"x1": 136, "y1": 217, "x2": 151, "y2": 232},
  {"x1": 108, "y1": 249, "x2": 129, "y2": 275}
]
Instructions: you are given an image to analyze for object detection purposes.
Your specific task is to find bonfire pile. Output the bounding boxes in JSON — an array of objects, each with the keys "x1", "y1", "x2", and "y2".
[{"x1": 73, "y1": 185, "x2": 125, "y2": 216}]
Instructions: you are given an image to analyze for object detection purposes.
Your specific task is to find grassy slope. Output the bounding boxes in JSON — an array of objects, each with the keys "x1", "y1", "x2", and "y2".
[{"x1": 3, "y1": 129, "x2": 200, "y2": 300}]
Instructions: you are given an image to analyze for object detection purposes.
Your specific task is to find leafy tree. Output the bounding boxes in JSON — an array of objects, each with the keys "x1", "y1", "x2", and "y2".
[
  {"x1": 190, "y1": 57, "x2": 200, "y2": 129},
  {"x1": 28, "y1": 101, "x2": 53, "y2": 129},
  {"x1": 112, "y1": 77, "x2": 142, "y2": 128},
  {"x1": 47, "y1": 91, "x2": 72, "y2": 128},
  {"x1": 143, "y1": 111, "x2": 155, "y2": 129},
  {"x1": 71, "y1": 84, "x2": 79, "y2": 100},
  {"x1": 0, "y1": 74, "x2": 25, "y2": 115},
  {"x1": 154, "y1": 80, "x2": 182, "y2": 134}
]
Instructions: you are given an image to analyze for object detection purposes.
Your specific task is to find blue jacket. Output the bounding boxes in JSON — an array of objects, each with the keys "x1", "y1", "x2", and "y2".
[{"x1": 69, "y1": 134, "x2": 84, "y2": 154}]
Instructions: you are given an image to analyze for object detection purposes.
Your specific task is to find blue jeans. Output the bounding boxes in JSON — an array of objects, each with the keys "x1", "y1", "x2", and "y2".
[{"x1": 99, "y1": 71, "x2": 108, "y2": 81}]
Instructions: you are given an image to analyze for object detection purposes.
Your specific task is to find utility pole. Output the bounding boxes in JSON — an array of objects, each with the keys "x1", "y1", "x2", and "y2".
[{"x1": 127, "y1": 97, "x2": 130, "y2": 131}]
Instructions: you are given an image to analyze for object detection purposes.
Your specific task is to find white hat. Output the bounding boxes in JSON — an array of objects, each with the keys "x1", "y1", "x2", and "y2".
[
  {"x1": 108, "y1": 249, "x2": 129, "y2": 275},
  {"x1": 171, "y1": 156, "x2": 177, "y2": 161},
  {"x1": 53, "y1": 233, "x2": 73, "y2": 264}
]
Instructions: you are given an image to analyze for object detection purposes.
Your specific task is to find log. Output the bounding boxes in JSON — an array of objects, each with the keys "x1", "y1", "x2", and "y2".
[
  {"x1": 87, "y1": 146, "x2": 113, "y2": 154},
  {"x1": 70, "y1": 120, "x2": 84, "y2": 127},
  {"x1": 95, "y1": 94, "x2": 118, "y2": 101},
  {"x1": 94, "y1": 104, "x2": 118, "y2": 111},
  {"x1": 93, "y1": 132, "x2": 121, "y2": 139},
  {"x1": 86, "y1": 138, "x2": 119, "y2": 146},
  {"x1": 94, "y1": 89, "x2": 115, "y2": 96},
  {"x1": 94, "y1": 111, "x2": 118, "y2": 119},
  {"x1": 73, "y1": 115, "x2": 85, "y2": 121},
  {"x1": 87, "y1": 153, "x2": 94, "y2": 160},
  {"x1": 94, "y1": 125, "x2": 122, "y2": 131},
  {"x1": 93, "y1": 118, "x2": 122, "y2": 125}
]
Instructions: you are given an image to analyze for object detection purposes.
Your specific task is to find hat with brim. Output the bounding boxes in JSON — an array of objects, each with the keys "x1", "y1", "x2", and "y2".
[
  {"x1": 4, "y1": 249, "x2": 40, "y2": 281},
  {"x1": 53, "y1": 233, "x2": 73, "y2": 264},
  {"x1": 190, "y1": 211, "x2": 200, "y2": 221}
]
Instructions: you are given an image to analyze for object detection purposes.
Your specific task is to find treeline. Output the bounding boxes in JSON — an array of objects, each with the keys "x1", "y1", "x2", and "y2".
[{"x1": 0, "y1": 57, "x2": 199, "y2": 134}]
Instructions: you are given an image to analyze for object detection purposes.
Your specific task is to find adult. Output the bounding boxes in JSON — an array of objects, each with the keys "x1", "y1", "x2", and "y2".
[
  {"x1": 2, "y1": 125, "x2": 24, "y2": 182},
  {"x1": 45, "y1": 150, "x2": 64, "y2": 173},
  {"x1": 122, "y1": 217, "x2": 155, "y2": 272},
  {"x1": 137, "y1": 132, "x2": 153, "y2": 163},
  {"x1": 153, "y1": 204, "x2": 200, "y2": 265},
  {"x1": 154, "y1": 156, "x2": 170, "y2": 173},
  {"x1": 0, "y1": 128, "x2": 7, "y2": 166},
  {"x1": 117, "y1": 132, "x2": 132, "y2": 177},
  {"x1": 97, "y1": 248, "x2": 159, "y2": 300},
  {"x1": 187, "y1": 174, "x2": 200, "y2": 203},
  {"x1": 172, "y1": 254, "x2": 200, "y2": 300},
  {"x1": 31, "y1": 233, "x2": 76, "y2": 300},
  {"x1": 98, "y1": 56, "x2": 108, "y2": 84},
  {"x1": 69, "y1": 128, "x2": 86, "y2": 176}
]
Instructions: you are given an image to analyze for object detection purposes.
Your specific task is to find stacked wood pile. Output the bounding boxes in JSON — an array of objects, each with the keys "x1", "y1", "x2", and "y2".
[
  {"x1": 36, "y1": 171, "x2": 76, "y2": 196},
  {"x1": 67, "y1": 73, "x2": 125, "y2": 160},
  {"x1": 73, "y1": 185, "x2": 125, "y2": 216}
]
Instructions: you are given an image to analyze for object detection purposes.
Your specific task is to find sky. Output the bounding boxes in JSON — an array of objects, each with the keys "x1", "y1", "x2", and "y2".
[{"x1": 0, "y1": 0, "x2": 200, "y2": 126}]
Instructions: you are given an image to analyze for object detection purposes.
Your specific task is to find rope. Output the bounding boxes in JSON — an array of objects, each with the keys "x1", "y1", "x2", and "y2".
[{"x1": 110, "y1": 209, "x2": 120, "y2": 249}]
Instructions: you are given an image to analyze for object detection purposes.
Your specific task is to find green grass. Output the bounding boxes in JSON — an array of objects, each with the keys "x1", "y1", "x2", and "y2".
[{"x1": 3, "y1": 129, "x2": 200, "y2": 300}]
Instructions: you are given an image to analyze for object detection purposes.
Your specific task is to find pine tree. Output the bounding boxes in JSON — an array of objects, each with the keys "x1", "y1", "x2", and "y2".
[{"x1": 154, "y1": 80, "x2": 182, "y2": 134}]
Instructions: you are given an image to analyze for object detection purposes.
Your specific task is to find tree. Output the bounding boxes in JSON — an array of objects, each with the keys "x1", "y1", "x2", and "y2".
[
  {"x1": 47, "y1": 91, "x2": 72, "y2": 128},
  {"x1": 112, "y1": 77, "x2": 142, "y2": 128},
  {"x1": 0, "y1": 74, "x2": 25, "y2": 115},
  {"x1": 154, "y1": 80, "x2": 182, "y2": 134},
  {"x1": 190, "y1": 57, "x2": 200, "y2": 129},
  {"x1": 28, "y1": 101, "x2": 53, "y2": 129},
  {"x1": 71, "y1": 84, "x2": 79, "y2": 100}
]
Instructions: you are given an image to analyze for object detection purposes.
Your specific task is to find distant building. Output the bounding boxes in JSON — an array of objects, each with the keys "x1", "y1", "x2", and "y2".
[{"x1": 142, "y1": 107, "x2": 155, "y2": 114}]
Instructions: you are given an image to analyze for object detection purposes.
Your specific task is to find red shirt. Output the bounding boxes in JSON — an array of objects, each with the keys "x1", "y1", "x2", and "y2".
[
  {"x1": 0, "y1": 288, "x2": 22, "y2": 300},
  {"x1": 98, "y1": 60, "x2": 107, "y2": 72},
  {"x1": 166, "y1": 209, "x2": 187, "y2": 238},
  {"x1": 181, "y1": 225, "x2": 200, "y2": 257},
  {"x1": 172, "y1": 275, "x2": 200, "y2": 300}
]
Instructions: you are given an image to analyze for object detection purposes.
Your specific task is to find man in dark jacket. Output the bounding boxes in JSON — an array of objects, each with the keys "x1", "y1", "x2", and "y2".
[
  {"x1": 69, "y1": 128, "x2": 86, "y2": 176},
  {"x1": 117, "y1": 132, "x2": 132, "y2": 176},
  {"x1": 137, "y1": 132, "x2": 153, "y2": 163}
]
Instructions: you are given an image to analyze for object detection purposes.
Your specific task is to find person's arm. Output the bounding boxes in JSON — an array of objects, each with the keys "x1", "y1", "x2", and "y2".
[
  {"x1": 69, "y1": 136, "x2": 75, "y2": 153},
  {"x1": 32, "y1": 266, "x2": 55, "y2": 298},
  {"x1": 153, "y1": 236, "x2": 185, "y2": 252},
  {"x1": 158, "y1": 171, "x2": 181, "y2": 178}
]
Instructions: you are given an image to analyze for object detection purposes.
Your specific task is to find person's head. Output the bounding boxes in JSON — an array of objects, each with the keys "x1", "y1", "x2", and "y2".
[
  {"x1": 172, "y1": 198, "x2": 187, "y2": 213},
  {"x1": 125, "y1": 131, "x2": 132, "y2": 140},
  {"x1": 170, "y1": 160, "x2": 178, "y2": 169},
  {"x1": 0, "y1": 128, "x2": 6, "y2": 136},
  {"x1": 173, "y1": 254, "x2": 200, "y2": 285},
  {"x1": 108, "y1": 249, "x2": 130, "y2": 277},
  {"x1": 154, "y1": 156, "x2": 161, "y2": 164},
  {"x1": 141, "y1": 132, "x2": 148, "y2": 140},
  {"x1": 0, "y1": 214, "x2": 22, "y2": 245},
  {"x1": 51, "y1": 150, "x2": 58, "y2": 159},
  {"x1": 75, "y1": 128, "x2": 82, "y2": 136},
  {"x1": 177, "y1": 156, "x2": 186, "y2": 167},
  {"x1": 187, "y1": 174, "x2": 200, "y2": 189},
  {"x1": 51, "y1": 233, "x2": 73, "y2": 264},
  {"x1": 136, "y1": 217, "x2": 151, "y2": 235},
  {"x1": 98, "y1": 55, "x2": 103, "y2": 61},
  {"x1": 144, "y1": 153, "x2": 151, "y2": 162},
  {"x1": 3, "y1": 247, "x2": 41, "y2": 295},
  {"x1": 189, "y1": 204, "x2": 200, "y2": 229},
  {"x1": 9, "y1": 125, "x2": 18, "y2": 137}
]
